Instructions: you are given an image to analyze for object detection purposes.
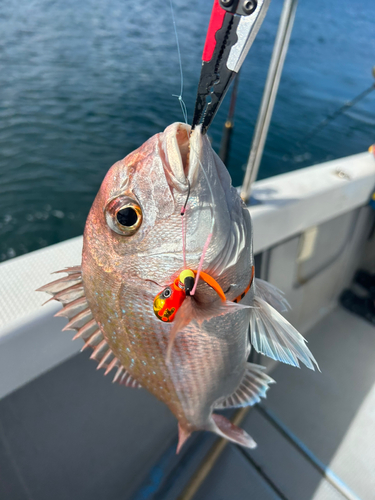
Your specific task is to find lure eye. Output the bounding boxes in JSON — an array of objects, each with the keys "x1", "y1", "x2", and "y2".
[
  {"x1": 162, "y1": 287, "x2": 172, "y2": 299},
  {"x1": 105, "y1": 196, "x2": 143, "y2": 236}
]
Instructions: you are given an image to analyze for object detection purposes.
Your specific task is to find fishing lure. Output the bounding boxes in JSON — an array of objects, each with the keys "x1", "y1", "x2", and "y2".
[
  {"x1": 153, "y1": 267, "x2": 254, "y2": 322},
  {"x1": 153, "y1": 270, "x2": 196, "y2": 323}
]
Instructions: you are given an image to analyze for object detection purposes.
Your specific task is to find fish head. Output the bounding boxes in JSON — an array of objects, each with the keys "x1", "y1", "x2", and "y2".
[{"x1": 83, "y1": 122, "x2": 250, "y2": 286}]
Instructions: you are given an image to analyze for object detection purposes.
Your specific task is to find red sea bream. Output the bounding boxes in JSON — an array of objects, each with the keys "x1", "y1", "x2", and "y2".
[{"x1": 39, "y1": 123, "x2": 318, "y2": 451}]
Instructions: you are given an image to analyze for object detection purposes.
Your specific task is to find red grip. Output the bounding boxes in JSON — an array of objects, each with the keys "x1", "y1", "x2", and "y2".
[{"x1": 202, "y1": 0, "x2": 226, "y2": 63}]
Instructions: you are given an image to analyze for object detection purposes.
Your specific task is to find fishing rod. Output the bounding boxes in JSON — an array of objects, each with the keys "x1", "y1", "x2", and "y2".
[
  {"x1": 292, "y1": 66, "x2": 375, "y2": 151},
  {"x1": 298, "y1": 76, "x2": 375, "y2": 148}
]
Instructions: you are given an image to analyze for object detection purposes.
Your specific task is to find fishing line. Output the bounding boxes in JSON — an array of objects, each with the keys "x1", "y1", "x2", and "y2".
[
  {"x1": 179, "y1": 137, "x2": 216, "y2": 295},
  {"x1": 180, "y1": 179, "x2": 190, "y2": 269},
  {"x1": 189, "y1": 140, "x2": 216, "y2": 297},
  {"x1": 166, "y1": 147, "x2": 215, "y2": 361},
  {"x1": 162, "y1": 138, "x2": 216, "y2": 360},
  {"x1": 181, "y1": 179, "x2": 191, "y2": 215},
  {"x1": 169, "y1": 0, "x2": 188, "y2": 124},
  {"x1": 169, "y1": 1, "x2": 214, "y2": 288}
]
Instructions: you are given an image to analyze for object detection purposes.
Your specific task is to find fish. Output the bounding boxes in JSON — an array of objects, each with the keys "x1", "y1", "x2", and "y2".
[{"x1": 38, "y1": 122, "x2": 318, "y2": 452}]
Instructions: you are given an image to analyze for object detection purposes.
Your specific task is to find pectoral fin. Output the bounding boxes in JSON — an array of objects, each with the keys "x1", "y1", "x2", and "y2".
[{"x1": 166, "y1": 296, "x2": 250, "y2": 363}]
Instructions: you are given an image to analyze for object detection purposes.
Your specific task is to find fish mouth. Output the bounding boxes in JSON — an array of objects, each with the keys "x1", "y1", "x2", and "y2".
[{"x1": 159, "y1": 122, "x2": 201, "y2": 192}]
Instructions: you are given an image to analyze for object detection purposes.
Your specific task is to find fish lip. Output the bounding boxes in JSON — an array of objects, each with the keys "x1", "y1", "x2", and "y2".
[{"x1": 159, "y1": 122, "x2": 202, "y2": 193}]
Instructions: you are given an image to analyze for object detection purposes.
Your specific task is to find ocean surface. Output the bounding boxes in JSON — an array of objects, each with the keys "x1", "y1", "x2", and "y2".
[{"x1": 0, "y1": 0, "x2": 374, "y2": 262}]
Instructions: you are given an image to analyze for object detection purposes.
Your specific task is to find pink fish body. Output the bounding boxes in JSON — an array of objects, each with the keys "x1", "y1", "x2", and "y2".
[{"x1": 40, "y1": 123, "x2": 317, "y2": 450}]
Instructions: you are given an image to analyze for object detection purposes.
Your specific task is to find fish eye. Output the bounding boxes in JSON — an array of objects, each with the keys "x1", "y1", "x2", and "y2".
[
  {"x1": 117, "y1": 207, "x2": 138, "y2": 227},
  {"x1": 105, "y1": 196, "x2": 143, "y2": 236}
]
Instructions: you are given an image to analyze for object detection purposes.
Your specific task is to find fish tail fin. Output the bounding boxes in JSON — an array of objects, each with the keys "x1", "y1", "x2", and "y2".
[
  {"x1": 250, "y1": 287, "x2": 319, "y2": 371},
  {"x1": 176, "y1": 424, "x2": 192, "y2": 454},
  {"x1": 166, "y1": 297, "x2": 249, "y2": 363},
  {"x1": 211, "y1": 414, "x2": 257, "y2": 449}
]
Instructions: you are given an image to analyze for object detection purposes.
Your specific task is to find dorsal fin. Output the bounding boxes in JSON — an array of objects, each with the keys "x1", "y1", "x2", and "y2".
[
  {"x1": 215, "y1": 362, "x2": 274, "y2": 409},
  {"x1": 112, "y1": 366, "x2": 142, "y2": 388},
  {"x1": 37, "y1": 267, "x2": 141, "y2": 389}
]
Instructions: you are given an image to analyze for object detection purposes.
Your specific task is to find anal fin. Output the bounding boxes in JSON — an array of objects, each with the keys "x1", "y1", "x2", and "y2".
[{"x1": 216, "y1": 363, "x2": 274, "y2": 410}]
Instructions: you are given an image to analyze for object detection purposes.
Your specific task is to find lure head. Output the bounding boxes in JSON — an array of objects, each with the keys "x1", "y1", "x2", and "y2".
[{"x1": 153, "y1": 270, "x2": 195, "y2": 322}]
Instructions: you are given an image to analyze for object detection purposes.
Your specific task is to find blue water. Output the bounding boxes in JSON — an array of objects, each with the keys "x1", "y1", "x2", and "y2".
[{"x1": 0, "y1": 0, "x2": 374, "y2": 261}]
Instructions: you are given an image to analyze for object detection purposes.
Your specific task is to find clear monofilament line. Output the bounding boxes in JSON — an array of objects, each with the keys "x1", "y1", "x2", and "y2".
[
  {"x1": 191, "y1": 232, "x2": 212, "y2": 296},
  {"x1": 189, "y1": 142, "x2": 216, "y2": 296},
  {"x1": 180, "y1": 178, "x2": 190, "y2": 268},
  {"x1": 169, "y1": 0, "x2": 188, "y2": 124},
  {"x1": 181, "y1": 206, "x2": 187, "y2": 268}
]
